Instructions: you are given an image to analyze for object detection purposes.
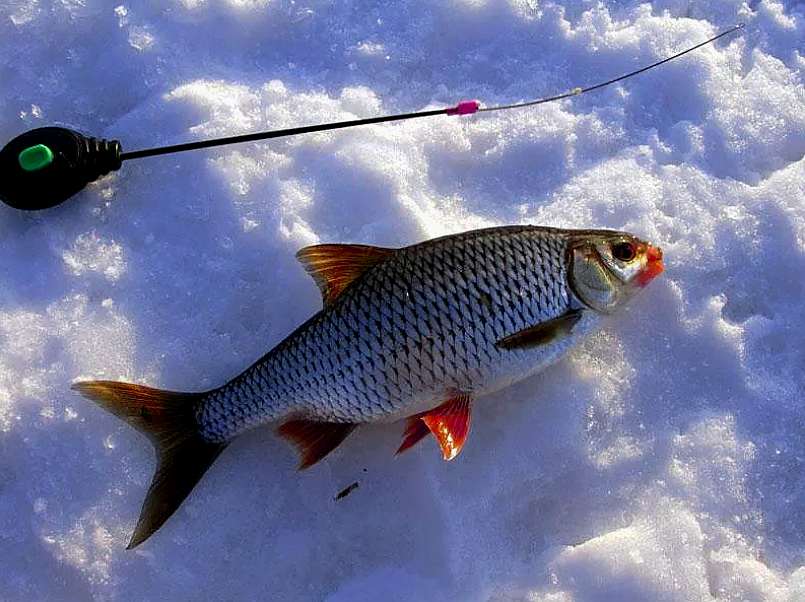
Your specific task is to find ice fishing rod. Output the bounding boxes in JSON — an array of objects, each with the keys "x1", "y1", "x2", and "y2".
[{"x1": 0, "y1": 23, "x2": 743, "y2": 212}]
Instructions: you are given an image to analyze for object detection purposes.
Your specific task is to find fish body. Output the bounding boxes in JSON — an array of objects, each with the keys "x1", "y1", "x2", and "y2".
[
  {"x1": 73, "y1": 225, "x2": 664, "y2": 547},
  {"x1": 200, "y1": 226, "x2": 599, "y2": 439}
]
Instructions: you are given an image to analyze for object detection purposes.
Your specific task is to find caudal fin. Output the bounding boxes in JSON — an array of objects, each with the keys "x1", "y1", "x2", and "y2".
[{"x1": 72, "y1": 381, "x2": 227, "y2": 548}]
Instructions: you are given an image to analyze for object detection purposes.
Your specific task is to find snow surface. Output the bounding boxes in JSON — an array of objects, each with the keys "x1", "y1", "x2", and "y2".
[{"x1": 1, "y1": 0, "x2": 804, "y2": 600}]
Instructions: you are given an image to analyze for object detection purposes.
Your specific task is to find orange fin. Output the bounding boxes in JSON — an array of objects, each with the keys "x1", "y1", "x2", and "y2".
[
  {"x1": 496, "y1": 308, "x2": 583, "y2": 350},
  {"x1": 422, "y1": 394, "x2": 472, "y2": 461},
  {"x1": 397, "y1": 394, "x2": 472, "y2": 461},
  {"x1": 395, "y1": 414, "x2": 431, "y2": 455},
  {"x1": 71, "y1": 381, "x2": 226, "y2": 549},
  {"x1": 296, "y1": 244, "x2": 394, "y2": 306},
  {"x1": 276, "y1": 419, "x2": 357, "y2": 469}
]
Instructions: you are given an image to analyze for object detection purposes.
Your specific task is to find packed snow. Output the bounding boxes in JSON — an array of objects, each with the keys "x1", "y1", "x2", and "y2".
[{"x1": 1, "y1": 0, "x2": 804, "y2": 600}]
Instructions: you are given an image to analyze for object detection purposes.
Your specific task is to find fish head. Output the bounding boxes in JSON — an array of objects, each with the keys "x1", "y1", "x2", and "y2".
[{"x1": 567, "y1": 230, "x2": 664, "y2": 314}]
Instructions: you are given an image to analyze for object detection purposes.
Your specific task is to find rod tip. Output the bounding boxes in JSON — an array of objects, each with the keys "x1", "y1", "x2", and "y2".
[{"x1": 446, "y1": 100, "x2": 480, "y2": 116}]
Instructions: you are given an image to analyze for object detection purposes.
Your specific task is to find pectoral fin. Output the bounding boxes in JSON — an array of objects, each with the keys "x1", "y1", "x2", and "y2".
[
  {"x1": 296, "y1": 244, "x2": 394, "y2": 306},
  {"x1": 495, "y1": 308, "x2": 583, "y2": 350},
  {"x1": 396, "y1": 393, "x2": 472, "y2": 461}
]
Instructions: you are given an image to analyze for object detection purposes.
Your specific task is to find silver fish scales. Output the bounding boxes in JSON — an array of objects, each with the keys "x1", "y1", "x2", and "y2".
[
  {"x1": 201, "y1": 226, "x2": 589, "y2": 439},
  {"x1": 72, "y1": 224, "x2": 664, "y2": 548}
]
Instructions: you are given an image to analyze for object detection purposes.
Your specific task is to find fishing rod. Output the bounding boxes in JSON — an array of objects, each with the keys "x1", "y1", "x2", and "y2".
[{"x1": 0, "y1": 24, "x2": 744, "y2": 212}]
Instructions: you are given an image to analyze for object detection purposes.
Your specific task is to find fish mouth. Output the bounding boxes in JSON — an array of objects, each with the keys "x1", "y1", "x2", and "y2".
[{"x1": 637, "y1": 244, "x2": 664, "y2": 286}]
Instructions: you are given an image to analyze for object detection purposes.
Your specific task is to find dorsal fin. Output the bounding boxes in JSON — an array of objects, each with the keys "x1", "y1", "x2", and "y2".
[{"x1": 296, "y1": 244, "x2": 394, "y2": 306}]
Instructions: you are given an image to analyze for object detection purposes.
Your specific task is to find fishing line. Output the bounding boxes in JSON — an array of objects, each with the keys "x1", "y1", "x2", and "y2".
[
  {"x1": 0, "y1": 23, "x2": 744, "y2": 211},
  {"x1": 478, "y1": 22, "x2": 745, "y2": 113}
]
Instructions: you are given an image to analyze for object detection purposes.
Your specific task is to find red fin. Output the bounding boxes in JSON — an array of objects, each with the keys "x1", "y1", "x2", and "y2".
[
  {"x1": 276, "y1": 419, "x2": 357, "y2": 469},
  {"x1": 422, "y1": 394, "x2": 472, "y2": 461},
  {"x1": 397, "y1": 394, "x2": 473, "y2": 461},
  {"x1": 71, "y1": 381, "x2": 226, "y2": 549},
  {"x1": 296, "y1": 244, "x2": 394, "y2": 306},
  {"x1": 395, "y1": 415, "x2": 431, "y2": 455}
]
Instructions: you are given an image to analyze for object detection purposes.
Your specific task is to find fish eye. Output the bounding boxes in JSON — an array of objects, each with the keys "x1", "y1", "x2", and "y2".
[{"x1": 611, "y1": 241, "x2": 637, "y2": 262}]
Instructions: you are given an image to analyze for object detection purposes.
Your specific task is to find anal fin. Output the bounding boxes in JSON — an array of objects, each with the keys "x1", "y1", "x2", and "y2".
[{"x1": 276, "y1": 419, "x2": 357, "y2": 469}]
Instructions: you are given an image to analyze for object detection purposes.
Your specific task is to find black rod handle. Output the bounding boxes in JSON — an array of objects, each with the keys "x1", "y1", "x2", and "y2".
[{"x1": 0, "y1": 127, "x2": 122, "y2": 211}]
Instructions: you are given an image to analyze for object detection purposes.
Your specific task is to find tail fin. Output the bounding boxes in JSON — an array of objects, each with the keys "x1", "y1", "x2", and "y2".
[{"x1": 72, "y1": 381, "x2": 228, "y2": 549}]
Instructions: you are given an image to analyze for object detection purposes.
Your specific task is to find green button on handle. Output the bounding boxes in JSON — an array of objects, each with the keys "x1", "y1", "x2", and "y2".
[{"x1": 18, "y1": 144, "x2": 55, "y2": 172}]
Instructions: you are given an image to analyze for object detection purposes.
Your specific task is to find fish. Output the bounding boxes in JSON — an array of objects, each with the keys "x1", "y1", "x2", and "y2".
[{"x1": 72, "y1": 224, "x2": 664, "y2": 548}]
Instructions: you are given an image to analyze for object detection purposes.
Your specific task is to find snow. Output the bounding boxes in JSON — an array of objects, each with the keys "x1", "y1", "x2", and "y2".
[{"x1": 1, "y1": 0, "x2": 804, "y2": 600}]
